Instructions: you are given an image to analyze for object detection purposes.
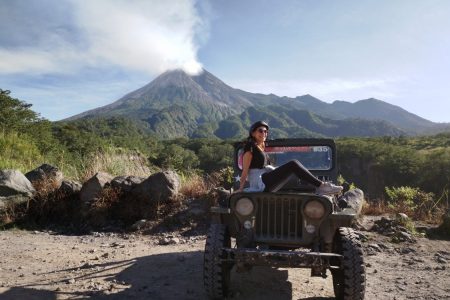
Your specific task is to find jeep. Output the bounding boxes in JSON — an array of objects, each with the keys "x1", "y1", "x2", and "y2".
[{"x1": 203, "y1": 138, "x2": 365, "y2": 299}]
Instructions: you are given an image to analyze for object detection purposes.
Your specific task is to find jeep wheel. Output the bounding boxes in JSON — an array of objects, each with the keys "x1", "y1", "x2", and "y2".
[
  {"x1": 204, "y1": 224, "x2": 231, "y2": 299},
  {"x1": 331, "y1": 227, "x2": 366, "y2": 300}
]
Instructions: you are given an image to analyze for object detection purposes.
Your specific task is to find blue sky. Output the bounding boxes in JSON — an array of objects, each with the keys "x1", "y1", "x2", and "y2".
[{"x1": 1, "y1": 0, "x2": 449, "y2": 122}]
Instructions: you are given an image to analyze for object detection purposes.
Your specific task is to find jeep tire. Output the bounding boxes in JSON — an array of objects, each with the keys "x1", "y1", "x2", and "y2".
[
  {"x1": 204, "y1": 224, "x2": 231, "y2": 299},
  {"x1": 331, "y1": 227, "x2": 366, "y2": 300}
]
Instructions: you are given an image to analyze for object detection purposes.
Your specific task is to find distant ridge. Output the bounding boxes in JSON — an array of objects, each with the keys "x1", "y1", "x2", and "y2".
[{"x1": 64, "y1": 68, "x2": 448, "y2": 138}]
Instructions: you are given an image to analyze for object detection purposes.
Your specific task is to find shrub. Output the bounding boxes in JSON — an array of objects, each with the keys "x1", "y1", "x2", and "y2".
[
  {"x1": 151, "y1": 144, "x2": 200, "y2": 171},
  {"x1": 86, "y1": 186, "x2": 122, "y2": 227},
  {"x1": 0, "y1": 200, "x2": 27, "y2": 226},
  {"x1": 25, "y1": 176, "x2": 82, "y2": 226},
  {"x1": 179, "y1": 173, "x2": 209, "y2": 199},
  {"x1": 385, "y1": 186, "x2": 444, "y2": 221}
]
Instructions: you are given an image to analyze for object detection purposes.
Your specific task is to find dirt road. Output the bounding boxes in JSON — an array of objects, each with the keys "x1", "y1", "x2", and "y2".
[{"x1": 0, "y1": 218, "x2": 449, "y2": 300}]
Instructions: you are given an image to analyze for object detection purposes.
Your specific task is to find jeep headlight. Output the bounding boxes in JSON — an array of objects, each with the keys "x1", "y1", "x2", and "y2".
[
  {"x1": 235, "y1": 197, "x2": 254, "y2": 216},
  {"x1": 304, "y1": 200, "x2": 325, "y2": 219}
]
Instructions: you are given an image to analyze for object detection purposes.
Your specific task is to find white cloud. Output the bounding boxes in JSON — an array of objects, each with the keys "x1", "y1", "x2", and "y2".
[
  {"x1": 0, "y1": 0, "x2": 205, "y2": 75},
  {"x1": 228, "y1": 77, "x2": 400, "y2": 102},
  {"x1": 0, "y1": 50, "x2": 58, "y2": 73}
]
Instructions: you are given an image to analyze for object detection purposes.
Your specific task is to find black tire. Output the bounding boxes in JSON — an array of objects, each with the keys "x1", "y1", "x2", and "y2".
[
  {"x1": 331, "y1": 227, "x2": 366, "y2": 300},
  {"x1": 204, "y1": 224, "x2": 232, "y2": 299}
]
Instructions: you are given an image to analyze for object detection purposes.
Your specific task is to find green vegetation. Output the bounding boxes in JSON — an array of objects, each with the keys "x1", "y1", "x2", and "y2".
[
  {"x1": 1, "y1": 90, "x2": 449, "y2": 221},
  {"x1": 385, "y1": 186, "x2": 439, "y2": 220},
  {"x1": 0, "y1": 89, "x2": 236, "y2": 180},
  {"x1": 336, "y1": 136, "x2": 450, "y2": 200},
  {"x1": 0, "y1": 131, "x2": 43, "y2": 171}
]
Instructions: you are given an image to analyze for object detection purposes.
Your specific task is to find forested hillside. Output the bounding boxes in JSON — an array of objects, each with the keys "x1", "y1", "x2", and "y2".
[{"x1": 64, "y1": 69, "x2": 450, "y2": 138}]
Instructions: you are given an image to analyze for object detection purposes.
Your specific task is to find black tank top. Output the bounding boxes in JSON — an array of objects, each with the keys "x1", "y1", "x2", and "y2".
[{"x1": 243, "y1": 141, "x2": 270, "y2": 169}]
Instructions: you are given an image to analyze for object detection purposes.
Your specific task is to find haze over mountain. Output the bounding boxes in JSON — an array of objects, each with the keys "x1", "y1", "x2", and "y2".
[{"x1": 65, "y1": 69, "x2": 448, "y2": 139}]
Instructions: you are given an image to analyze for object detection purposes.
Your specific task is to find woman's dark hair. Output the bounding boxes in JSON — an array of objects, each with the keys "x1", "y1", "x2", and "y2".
[
  {"x1": 249, "y1": 121, "x2": 269, "y2": 135},
  {"x1": 247, "y1": 120, "x2": 269, "y2": 142}
]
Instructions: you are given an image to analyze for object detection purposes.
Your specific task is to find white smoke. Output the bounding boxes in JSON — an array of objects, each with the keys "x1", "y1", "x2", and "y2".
[{"x1": 0, "y1": 0, "x2": 204, "y2": 75}]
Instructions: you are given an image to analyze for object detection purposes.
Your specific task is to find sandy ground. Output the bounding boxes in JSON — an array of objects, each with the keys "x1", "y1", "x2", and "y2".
[{"x1": 0, "y1": 217, "x2": 449, "y2": 300}]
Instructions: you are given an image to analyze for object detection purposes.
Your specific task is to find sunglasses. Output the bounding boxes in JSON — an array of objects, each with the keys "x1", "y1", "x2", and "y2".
[{"x1": 257, "y1": 128, "x2": 268, "y2": 134}]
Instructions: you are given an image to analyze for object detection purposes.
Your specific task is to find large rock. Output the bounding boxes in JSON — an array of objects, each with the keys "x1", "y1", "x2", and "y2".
[
  {"x1": 0, "y1": 170, "x2": 35, "y2": 213},
  {"x1": 59, "y1": 180, "x2": 82, "y2": 196},
  {"x1": 25, "y1": 164, "x2": 64, "y2": 187},
  {"x1": 133, "y1": 171, "x2": 180, "y2": 204},
  {"x1": 339, "y1": 188, "x2": 364, "y2": 214},
  {"x1": 79, "y1": 172, "x2": 113, "y2": 204},
  {"x1": 109, "y1": 176, "x2": 145, "y2": 193},
  {"x1": 0, "y1": 169, "x2": 35, "y2": 198}
]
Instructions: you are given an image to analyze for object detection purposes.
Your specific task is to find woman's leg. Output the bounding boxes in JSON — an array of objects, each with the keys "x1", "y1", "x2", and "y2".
[{"x1": 262, "y1": 160, "x2": 322, "y2": 192}]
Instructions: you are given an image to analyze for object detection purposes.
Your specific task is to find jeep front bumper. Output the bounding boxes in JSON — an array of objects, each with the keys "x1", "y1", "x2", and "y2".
[{"x1": 223, "y1": 248, "x2": 342, "y2": 269}]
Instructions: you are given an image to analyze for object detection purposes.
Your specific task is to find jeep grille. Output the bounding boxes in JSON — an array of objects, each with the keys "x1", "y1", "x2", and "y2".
[{"x1": 255, "y1": 196, "x2": 303, "y2": 241}]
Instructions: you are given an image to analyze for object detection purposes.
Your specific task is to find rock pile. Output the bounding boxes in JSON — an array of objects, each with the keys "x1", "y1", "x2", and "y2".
[
  {"x1": 0, "y1": 164, "x2": 182, "y2": 227},
  {"x1": 371, "y1": 215, "x2": 416, "y2": 243}
]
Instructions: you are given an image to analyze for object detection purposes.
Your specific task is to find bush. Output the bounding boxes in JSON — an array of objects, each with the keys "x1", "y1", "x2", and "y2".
[
  {"x1": 151, "y1": 144, "x2": 199, "y2": 171},
  {"x1": 86, "y1": 186, "x2": 122, "y2": 227},
  {"x1": 179, "y1": 173, "x2": 209, "y2": 199},
  {"x1": 385, "y1": 186, "x2": 444, "y2": 221}
]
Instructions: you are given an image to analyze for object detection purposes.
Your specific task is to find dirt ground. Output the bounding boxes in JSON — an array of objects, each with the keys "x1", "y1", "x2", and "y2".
[{"x1": 0, "y1": 216, "x2": 449, "y2": 300}]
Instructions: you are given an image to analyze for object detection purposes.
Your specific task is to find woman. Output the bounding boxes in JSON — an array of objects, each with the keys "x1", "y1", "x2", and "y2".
[{"x1": 238, "y1": 121, "x2": 343, "y2": 195}]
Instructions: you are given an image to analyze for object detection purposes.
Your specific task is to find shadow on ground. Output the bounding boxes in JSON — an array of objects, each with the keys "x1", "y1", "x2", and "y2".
[
  {"x1": 1, "y1": 250, "x2": 334, "y2": 300},
  {"x1": 0, "y1": 287, "x2": 57, "y2": 300}
]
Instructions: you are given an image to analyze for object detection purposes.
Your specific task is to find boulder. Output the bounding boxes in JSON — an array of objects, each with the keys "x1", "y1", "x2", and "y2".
[
  {"x1": 396, "y1": 213, "x2": 409, "y2": 223},
  {"x1": 132, "y1": 171, "x2": 180, "y2": 204},
  {"x1": 130, "y1": 219, "x2": 148, "y2": 230},
  {"x1": 109, "y1": 176, "x2": 145, "y2": 193},
  {"x1": 25, "y1": 164, "x2": 63, "y2": 187},
  {"x1": 339, "y1": 188, "x2": 364, "y2": 214},
  {"x1": 0, "y1": 169, "x2": 35, "y2": 198},
  {"x1": 79, "y1": 172, "x2": 113, "y2": 205},
  {"x1": 59, "y1": 180, "x2": 82, "y2": 196}
]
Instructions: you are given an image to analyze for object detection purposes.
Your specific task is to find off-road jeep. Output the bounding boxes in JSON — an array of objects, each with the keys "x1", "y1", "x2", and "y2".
[{"x1": 204, "y1": 138, "x2": 366, "y2": 299}]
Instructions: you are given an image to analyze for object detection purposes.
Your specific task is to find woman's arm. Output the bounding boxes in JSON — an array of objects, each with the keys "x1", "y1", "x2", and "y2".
[{"x1": 238, "y1": 151, "x2": 252, "y2": 192}]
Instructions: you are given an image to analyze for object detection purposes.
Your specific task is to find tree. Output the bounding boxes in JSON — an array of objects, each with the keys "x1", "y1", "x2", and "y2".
[
  {"x1": 198, "y1": 143, "x2": 233, "y2": 172},
  {"x1": 0, "y1": 89, "x2": 42, "y2": 133},
  {"x1": 152, "y1": 144, "x2": 200, "y2": 171},
  {"x1": 0, "y1": 89, "x2": 57, "y2": 153}
]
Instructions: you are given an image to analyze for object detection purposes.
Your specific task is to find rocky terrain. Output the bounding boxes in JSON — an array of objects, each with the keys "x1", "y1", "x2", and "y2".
[{"x1": 0, "y1": 216, "x2": 449, "y2": 300}]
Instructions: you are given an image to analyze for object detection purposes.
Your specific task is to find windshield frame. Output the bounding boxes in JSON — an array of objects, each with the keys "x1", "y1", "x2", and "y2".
[{"x1": 234, "y1": 138, "x2": 337, "y2": 173}]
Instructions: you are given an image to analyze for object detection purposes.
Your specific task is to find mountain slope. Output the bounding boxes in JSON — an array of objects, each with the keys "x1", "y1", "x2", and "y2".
[
  {"x1": 210, "y1": 105, "x2": 405, "y2": 139},
  {"x1": 66, "y1": 70, "x2": 256, "y2": 137},
  {"x1": 64, "y1": 68, "x2": 445, "y2": 138},
  {"x1": 284, "y1": 96, "x2": 435, "y2": 133}
]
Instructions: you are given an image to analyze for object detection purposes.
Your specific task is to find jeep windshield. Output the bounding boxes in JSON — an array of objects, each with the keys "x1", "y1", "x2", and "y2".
[{"x1": 237, "y1": 145, "x2": 332, "y2": 171}]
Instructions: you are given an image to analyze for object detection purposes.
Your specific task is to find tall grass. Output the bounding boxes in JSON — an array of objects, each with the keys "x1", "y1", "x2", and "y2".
[
  {"x1": 0, "y1": 131, "x2": 155, "y2": 181},
  {"x1": 179, "y1": 173, "x2": 209, "y2": 198},
  {"x1": 75, "y1": 147, "x2": 154, "y2": 182},
  {"x1": 0, "y1": 131, "x2": 44, "y2": 172}
]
